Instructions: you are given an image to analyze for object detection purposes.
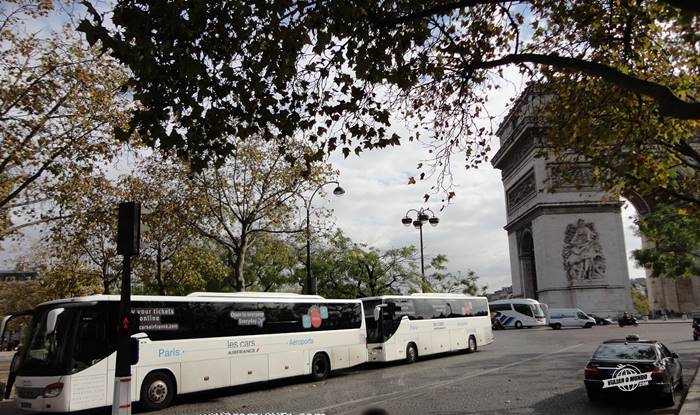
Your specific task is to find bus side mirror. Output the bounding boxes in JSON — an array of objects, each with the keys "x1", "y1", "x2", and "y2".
[
  {"x1": 0, "y1": 316, "x2": 9, "y2": 347},
  {"x1": 46, "y1": 308, "x2": 64, "y2": 336},
  {"x1": 130, "y1": 338, "x2": 139, "y2": 365},
  {"x1": 373, "y1": 305, "x2": 382, "y2": 321}
]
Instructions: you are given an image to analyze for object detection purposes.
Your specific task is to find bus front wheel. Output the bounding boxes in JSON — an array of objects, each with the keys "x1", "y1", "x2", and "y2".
[
  {"x1": 515, "y1": 321, "x2": 523, "y2": 329},
  {"x1": 467, "y1": 336, "x2": 477, "y2": 353},
  {"x1": 406, "y1": 343, "x2": 418, "y2": 364},
  {"x1": 140, "y1": 371, "x2": 175, "y2": 411},
  {"x1": 311, "y1": 353, "x2": 330, "y2": 381}
]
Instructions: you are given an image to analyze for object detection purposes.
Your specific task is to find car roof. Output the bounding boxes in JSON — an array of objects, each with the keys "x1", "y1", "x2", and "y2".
[{"x1": 601, "y1": 339, "x2": 658, "y2": 344}]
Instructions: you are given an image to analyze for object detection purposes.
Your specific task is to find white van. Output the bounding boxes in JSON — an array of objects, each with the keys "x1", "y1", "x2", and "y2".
[
  {"x1": 547, "y1": 308, "x2": 596, "y2": 329},
  {"x1": 489, "y1": 298, "x2": 547, "y2": 328}
]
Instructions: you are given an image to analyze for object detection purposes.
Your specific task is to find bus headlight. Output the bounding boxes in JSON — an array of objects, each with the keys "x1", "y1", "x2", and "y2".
[{"x1": 43, "y1": 382, "x2": 64, "y2": 398}]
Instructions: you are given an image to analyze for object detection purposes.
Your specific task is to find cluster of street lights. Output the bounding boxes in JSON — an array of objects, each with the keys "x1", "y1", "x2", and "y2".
[
  {"x1": 302, "y1": 184, "x2": 441, "y2": 295},
  {"x1": 401, "y1": 208, "x2": 439, "y2": 279}
]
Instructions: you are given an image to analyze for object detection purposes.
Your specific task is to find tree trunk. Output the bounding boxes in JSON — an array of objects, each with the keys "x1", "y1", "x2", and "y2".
[
  {"x1": 232, "y1": 231, "x2": 249, "y2": 292},
  {"x1": 102, "y1": 261, "x2": 110, "y2": 294},
  {"x1": 155, "y1": 243, "x2": 165, "y2": 295}
]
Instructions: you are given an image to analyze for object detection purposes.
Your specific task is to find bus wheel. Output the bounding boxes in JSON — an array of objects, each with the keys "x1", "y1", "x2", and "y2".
[
  {"x1": 406, "y1": 343, "x2": 418, "y2": 364},
  {"x1": 140, "y1": 371, "x2": 175, "y2": 411},
  {"x1": 467, "y1": 336, "x2": 477, "y2": 353},
  {"x1": 311, "y1": 353, "x2": 330, "y2": 381},
  {"x1": 515, "y1": 321, "x2": 523, "y2": 329}
]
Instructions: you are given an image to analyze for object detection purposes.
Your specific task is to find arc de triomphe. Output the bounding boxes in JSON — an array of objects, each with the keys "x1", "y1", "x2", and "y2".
[
  {"x1": 492, "y1": 91, "x2": 700, "y2": 316},
  {"x1": 491, "y1": 92, "x2": 634, "y2": 316}
]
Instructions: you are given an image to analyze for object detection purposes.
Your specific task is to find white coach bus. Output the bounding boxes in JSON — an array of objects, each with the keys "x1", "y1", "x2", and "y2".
[
  {"x1": 12, "y1": 292, "x2": 367, "y2": 412},
  {"x1": 361, "y1": 293, "x2": 493, "y2": 363},
  {"x1": 489, "y1": 298, "x2": 547, "y2": 329}
]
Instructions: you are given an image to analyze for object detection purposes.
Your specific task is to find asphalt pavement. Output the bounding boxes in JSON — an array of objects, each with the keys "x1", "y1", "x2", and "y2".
[{"x1": 1, "y1": 323, "x2": 697, "y2": 415}]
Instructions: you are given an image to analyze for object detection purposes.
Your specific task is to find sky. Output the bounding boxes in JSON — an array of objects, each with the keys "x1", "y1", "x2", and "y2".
[
  {"x1": 0, "y1": 4, "x2": 647, "y2": 292},
  {"x1": 311, "y1": 74, "x2": 646, "y2": 292},
  {"x1": 320, "y1": 128, "x2": 646, "y2": 292}
]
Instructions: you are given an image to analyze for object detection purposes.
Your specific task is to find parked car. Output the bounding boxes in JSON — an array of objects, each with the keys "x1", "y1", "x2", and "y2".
[
  {"x1": 589, "y1": 314, "x2": 614, "y2": 326},
  {"x1": 548, "y1": 308, "x2": 596, "y2": 329},
  {"x1": 583, "y1": 335, "x2": 682, "y2": 406}
]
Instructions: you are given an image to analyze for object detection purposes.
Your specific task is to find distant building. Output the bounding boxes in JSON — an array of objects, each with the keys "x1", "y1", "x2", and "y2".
[
  {"x1": 0, "y1": 270, "x2": 39, "y2": 283},
  {"x1": 487, "y1": 286, "x2": 513, "y2": 302}
]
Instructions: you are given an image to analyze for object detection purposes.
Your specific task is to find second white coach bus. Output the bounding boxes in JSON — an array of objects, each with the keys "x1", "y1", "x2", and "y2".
[
  {"x1": 12, "y1": 292, "x2": 367, "y2": 412},
  {"x1": 489, "y1": 298, "x2": 547, "y2": 328},
  {"x1": 361, "y1": 293, "x2": 493, "y2": 363}
]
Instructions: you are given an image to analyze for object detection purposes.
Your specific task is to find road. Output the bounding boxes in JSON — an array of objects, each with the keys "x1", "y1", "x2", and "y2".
[{"x1": 0, "y1": 323, "x2": 697, "y2": 414}]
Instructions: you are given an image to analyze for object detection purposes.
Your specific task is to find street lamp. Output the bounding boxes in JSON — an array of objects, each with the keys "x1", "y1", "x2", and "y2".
[
  {"x1": 303, "y1": 181, "x2": 345, "y2": 295},
  {"x1": 401, "y1": 208, "x2": 439, "y2": 283}
]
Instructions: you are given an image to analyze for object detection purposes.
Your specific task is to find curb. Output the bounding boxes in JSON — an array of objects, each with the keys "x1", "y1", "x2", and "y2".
[{"x1": 679, "y1": 360, "x2": 700, "y2": 415}]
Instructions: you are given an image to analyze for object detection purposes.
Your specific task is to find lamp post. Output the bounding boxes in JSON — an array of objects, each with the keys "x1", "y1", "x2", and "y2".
[
  {"x1": 401, "y1": 208, "x2": 439, "y2": 282},
  {"x1": 302, "y1": 181, "x2": 345, "y2": 295}
]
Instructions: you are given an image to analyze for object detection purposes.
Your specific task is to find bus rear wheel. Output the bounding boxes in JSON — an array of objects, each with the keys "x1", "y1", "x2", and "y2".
[
  {"x1": 467, "y1": 336, "x2": 477, "y2": 353},
  {"x1": 406, "y1": 343, "x2": 418, "y2": 364},
  {"x1": 140, "y1": 371, "x2": 175, "y2": 411},
  {"x1": 311, "y1": 353, "x2": 330, "y2": 381},
  {"x1": 515, "y1": 321, "x2": 523, "y2": 329}
]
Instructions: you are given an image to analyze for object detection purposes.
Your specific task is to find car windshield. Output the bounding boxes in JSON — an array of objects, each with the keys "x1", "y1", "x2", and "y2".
[{"x1": 593, "y1": 343, "x2": 658, "y2": 361}]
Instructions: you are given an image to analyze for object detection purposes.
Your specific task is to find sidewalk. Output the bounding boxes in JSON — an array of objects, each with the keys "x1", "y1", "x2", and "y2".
[{"x1": 680, "y1": 361, "x2": 700, "y2": 415}]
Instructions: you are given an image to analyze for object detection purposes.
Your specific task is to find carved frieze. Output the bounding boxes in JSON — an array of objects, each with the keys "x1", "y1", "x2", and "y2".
[
  {"x1": 506, "y1": 171, "x2": 536, "y2": 214},
  {"x1": 548, "y1": 162, "x2": 598, "y2": 192},
  {"x1": 562, "y1": 219, "x2": 606, "y2": 281}
]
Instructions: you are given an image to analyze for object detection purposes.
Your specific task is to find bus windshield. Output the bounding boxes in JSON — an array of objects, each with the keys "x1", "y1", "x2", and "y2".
[
  {"x1": 18, "y1": 304, "x2": 115, "y2": 376},
  {"x1": 19, "y1": 307, "x2": 78, "y2": 376},
  {"x1": 532, "y1": 304, "x2": 545, "y2": 318}
]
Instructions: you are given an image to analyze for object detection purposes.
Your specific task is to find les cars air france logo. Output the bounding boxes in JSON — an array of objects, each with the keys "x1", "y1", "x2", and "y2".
[{"x1": 602, "y1": 365, "x2": 651, "y2": 391}]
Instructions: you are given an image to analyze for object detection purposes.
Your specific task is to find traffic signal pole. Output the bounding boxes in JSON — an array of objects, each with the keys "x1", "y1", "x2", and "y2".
[{"x1": 113, "y1": 202, "x2": 140, "y2": 415}]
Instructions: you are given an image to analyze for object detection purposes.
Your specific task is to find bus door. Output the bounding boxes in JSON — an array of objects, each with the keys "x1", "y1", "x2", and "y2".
[{"x1": 1, "y1": 310, "x2": 33, "y2": 400}]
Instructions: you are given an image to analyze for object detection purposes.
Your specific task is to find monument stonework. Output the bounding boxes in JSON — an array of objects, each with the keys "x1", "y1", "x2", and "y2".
[{"x1": 492, "y1": 92, "x2": 634, "y2": 316}]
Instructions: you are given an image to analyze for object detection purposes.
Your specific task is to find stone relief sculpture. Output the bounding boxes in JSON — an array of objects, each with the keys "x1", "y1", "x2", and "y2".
[{"x1": 562, "y1": 219, "x2": 606, "y2": 280}]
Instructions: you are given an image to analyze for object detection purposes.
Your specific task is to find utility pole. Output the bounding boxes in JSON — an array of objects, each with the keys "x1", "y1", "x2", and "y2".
[{"x1": 113, "y1": 202, "x2": 140, "y2": 415}]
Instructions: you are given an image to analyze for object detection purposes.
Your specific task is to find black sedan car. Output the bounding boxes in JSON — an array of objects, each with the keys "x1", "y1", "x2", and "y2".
[
  {"x1": 589, "y1": 313, "x2": 614, "y2": 326},
  {"x1": 584, "y1": 335, "x2": 682, "y2": 406}
]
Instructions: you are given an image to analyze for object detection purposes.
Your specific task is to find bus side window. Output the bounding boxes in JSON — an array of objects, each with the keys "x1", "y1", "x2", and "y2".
[
  {"x1": 513, "y1": 304, "x2": 534, "y2": 317},
  {"x1": 73, "y1": 310, "x2": 110, "y2": 370}
]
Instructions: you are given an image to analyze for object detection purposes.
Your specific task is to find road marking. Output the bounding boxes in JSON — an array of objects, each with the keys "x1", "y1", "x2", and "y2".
[{"x1": 312, "y1": 343, "x2": 583, "y2": 414}]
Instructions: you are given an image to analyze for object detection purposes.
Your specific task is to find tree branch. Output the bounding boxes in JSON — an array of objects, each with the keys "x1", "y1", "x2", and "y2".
[
  {"x1": 471, "y1": 53, "x2": 700, "y2": 119},
  {"x1": 375, "y1": 0, "x2": 516, "y2": 26},
  {"x1": 659, "y1": 0, "x2": 700, "y2": 13}
]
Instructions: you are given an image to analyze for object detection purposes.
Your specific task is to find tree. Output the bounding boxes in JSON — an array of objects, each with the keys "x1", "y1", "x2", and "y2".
[
  {"x1": 79, "y1": 0, "x2": 698, "y2": 201},
  {"x1": 123, "y1": 156, "x2": 206, "y2": 295},
  {"x1": 1, "y1": 3, "x2": 130, "y2": 238},
  {"x1": 539, "y1": 79, "x2": 699, "y2": 213},
  {"x1": 135, "y1": 243, "x2": 228, "y2": 296},
  {"x1": 632, "y1": 205, "x2": 700, "y2": 279},
  {"x1": 631, "y1": 288, "x2": 650, "y2": 316},
  {"x1": 309, "y1": 229, "x2": 421, "y2": 298},
  {"x1": 425, "y1": 254, "x2": 485, "y2": 295},
  {"x1": 193, "y1": 137, "x2": 331, "y2": 291},
  {"x1": 243, "y1": 234, "x2": 299, "y2": 292},
  {"x1": 48, "y1": 173, "x2": 122, "y2": 294}
]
